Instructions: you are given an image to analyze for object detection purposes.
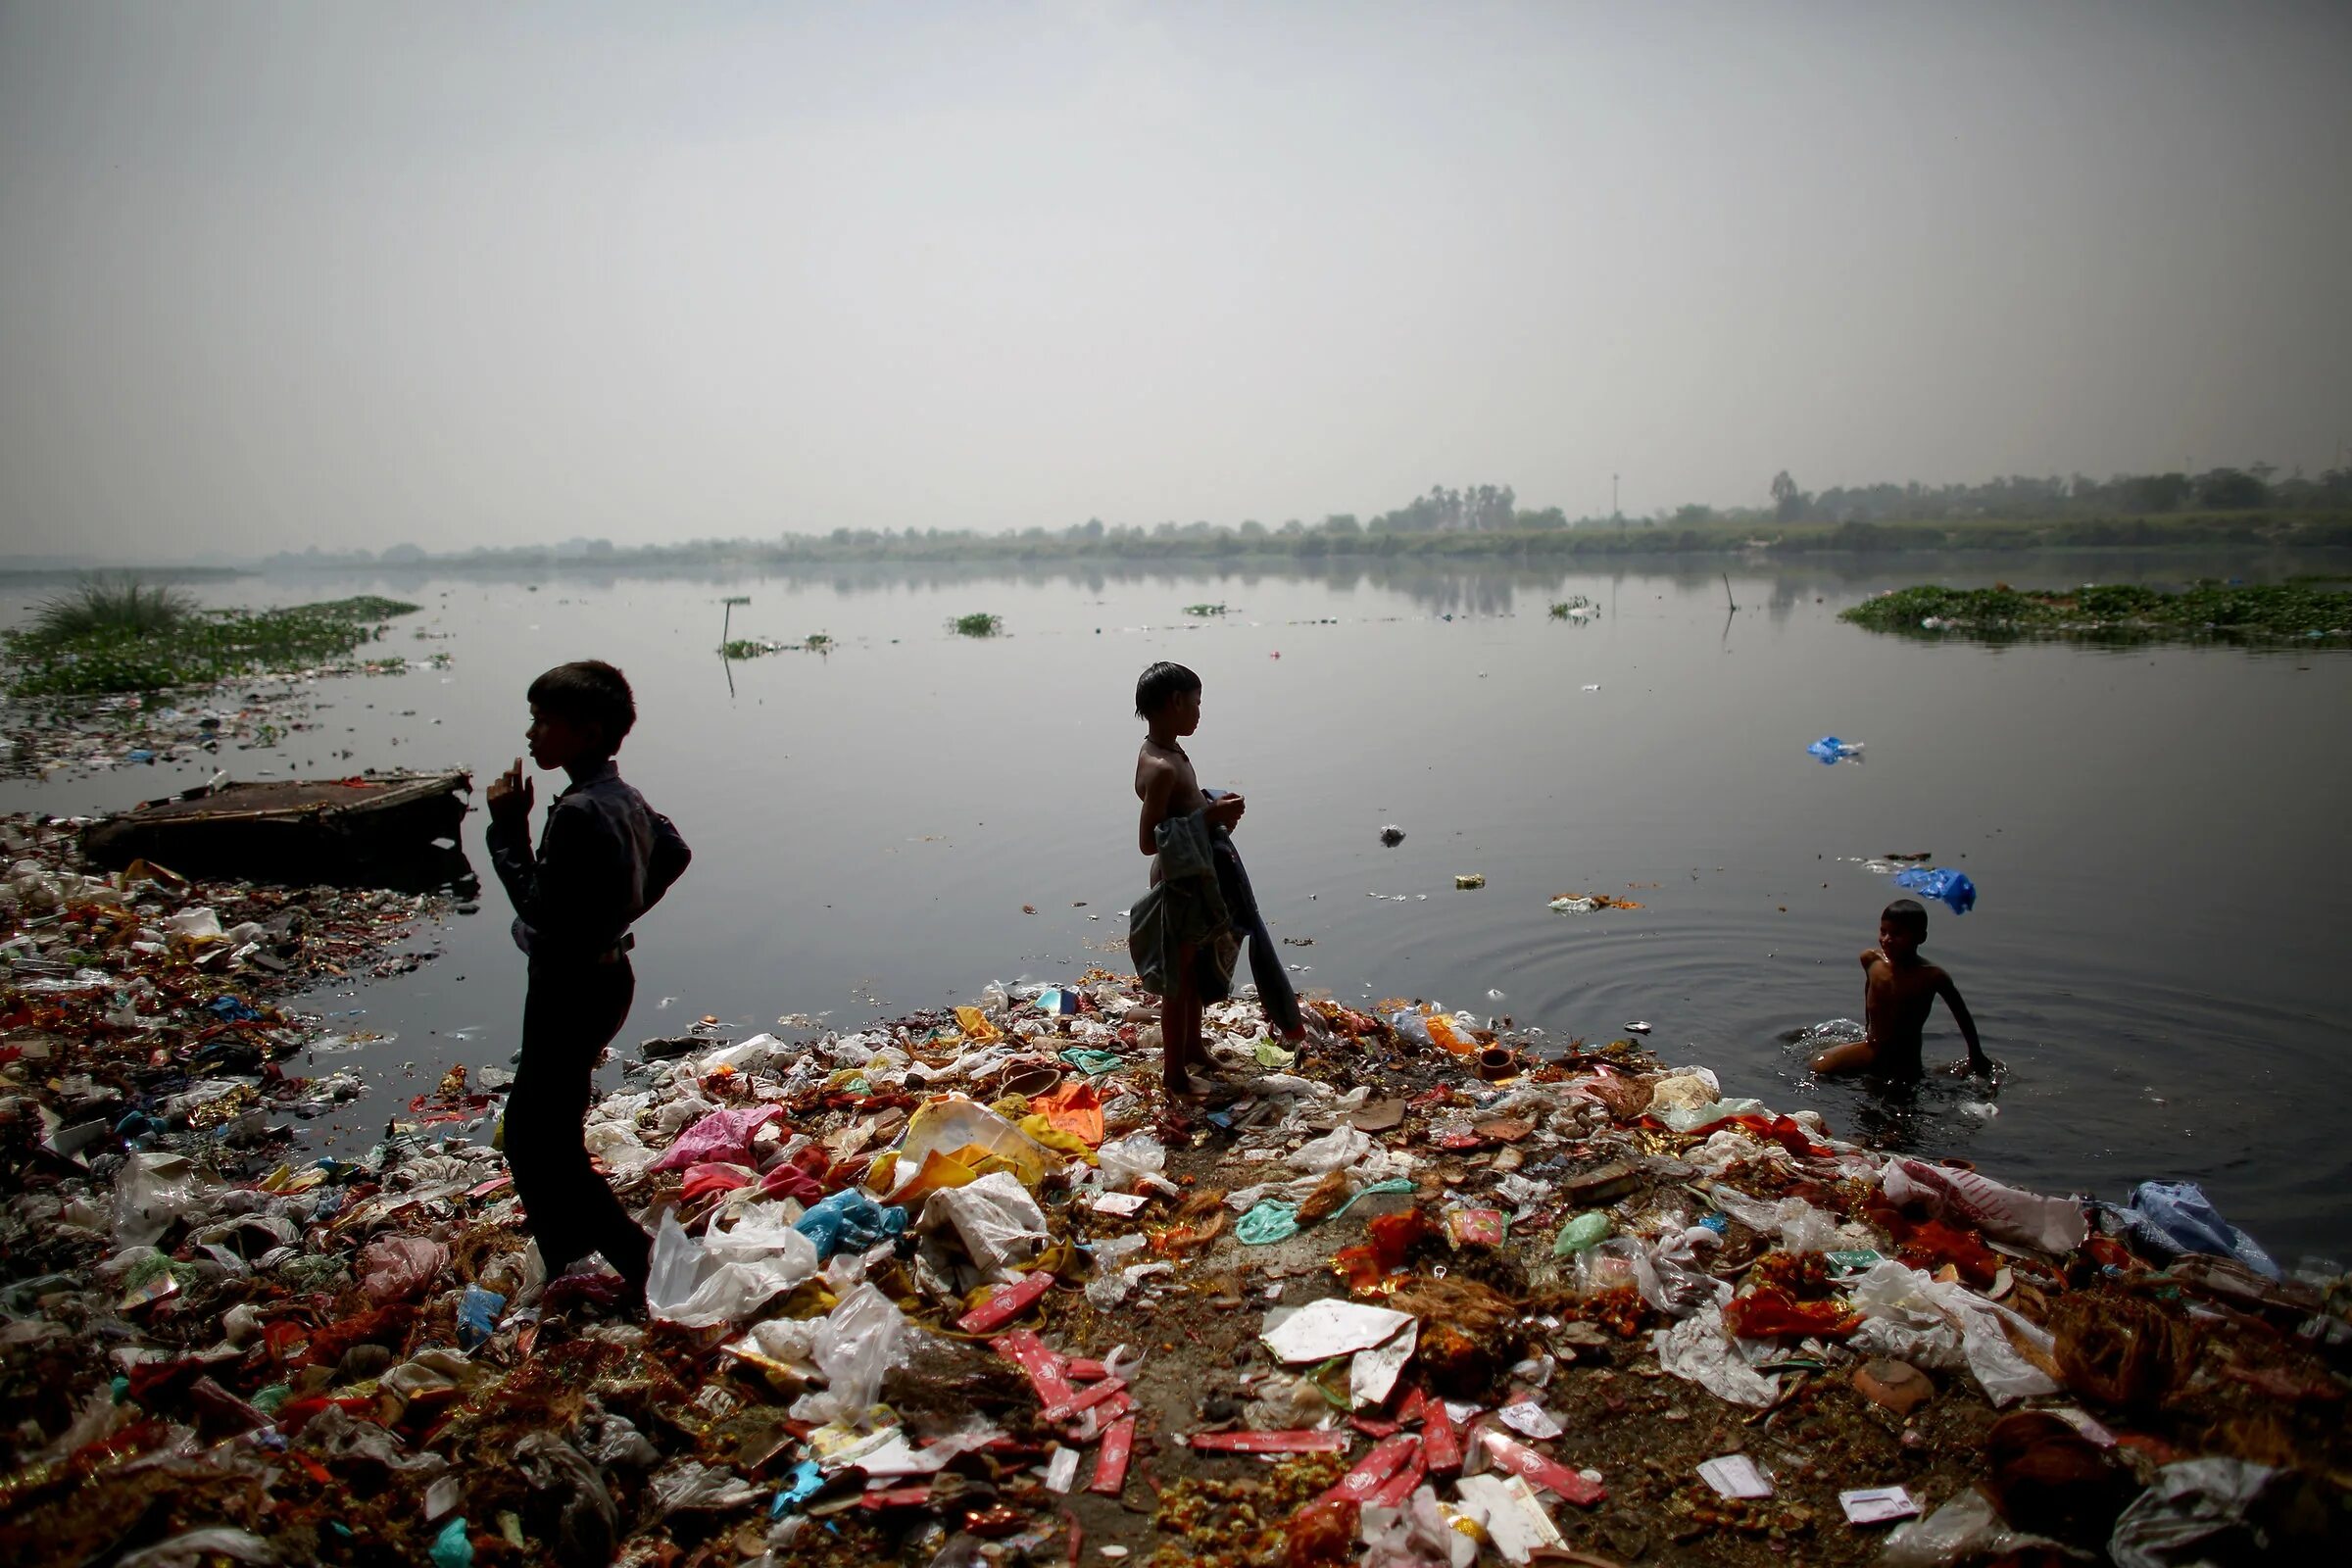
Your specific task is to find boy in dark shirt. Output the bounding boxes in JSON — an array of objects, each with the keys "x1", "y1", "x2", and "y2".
[
  {"x1": 1809, "y1": 898, "x2": 1989, "y2": 1079},
  {"x1": 487, "y1": 661, "x2": 690, "y2": 1306}
]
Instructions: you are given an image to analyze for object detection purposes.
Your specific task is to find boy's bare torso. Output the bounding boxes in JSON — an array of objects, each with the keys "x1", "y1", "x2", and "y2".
[
  {"x1": 1862, "y1": 949, "x2": 1948, "y2": 1072},
  {"x1": 1136, "y1": 740, "x2": 1206, "y2": 884}
]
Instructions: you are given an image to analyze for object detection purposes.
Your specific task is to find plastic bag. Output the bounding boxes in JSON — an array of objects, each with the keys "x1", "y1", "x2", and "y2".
[
  {"x1": 646, "y1": 1208, "x2": 815, "y2": 1328},
  {"x1": 1576, "y1": 1237, "x2": 1726, "y2": 1319},
  {"x1": 790, "y1": 1283, "x2": 908, "y2": 1424},
  {"x1": 918, "y1": 1170, "x2": 1050, "y2": 1281},
  {"x1": 1097, "y1": 1132, "x2": 1167, "y2": 1192},
  {"x1": 648, "y1": 1458, "x2": 764, "y2": 1516},
  {"x1": 2110, "y1": 1181, "x2": 2279, "y2": 1280},
  {"x1": 890, "y1": 1099, "x2": 1059, "y2": 1192},
  {"x1": 1844, "y1": 1259, "x2": 2056, "y2": 1406},
  {"x1": 113, "y1": 1152, "x2": 206, "y2": 1247},
  {"x1": 793, "y1": 1188, "x2": 907, "y2": 1260},
  {"x1": 456, "y1": 1286, "x2": 505, "y2": 1350},
  {"x1": 1552, "y1": 1211, "x2": 1611, "y2": 1257},
  {"x1": 358, "y1": 1237, "x2": 449, "y2": 1303},
  {"x1": 1892, "y1": 865, "x2": 1977, "y2": 912},
  {"x1": 2108, "y1": 1457, "x2": 2279, "y2": 1568},
  {"x1": 514, "y1": 1432, "x2": 619, "y2": 1566},
  {"x1": 1881, "y1": 1489, "x2": 2057, "y2": 1568},
  {"x1": 1652, "y1": 1307, "x2": 1781, "y2": 1407},
  {"x1": 1884, "y1": 1157, "x2": 2086, "y2": 1254},
  {"x1": 1711, "y1": 1189, "x2": 1839, "y2": 1252},
  {"x1": 1289, "y1": 1125, "x2": 1374, "y2": 1175},
  {"x1": 647, "y1": 1105, "x2": 783, "y2": 1173}
]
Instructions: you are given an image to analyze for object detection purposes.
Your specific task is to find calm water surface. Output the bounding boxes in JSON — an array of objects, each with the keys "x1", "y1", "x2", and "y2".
[{"x1": 7, "y1": 554, "x2": 2348, "y2": 1261}]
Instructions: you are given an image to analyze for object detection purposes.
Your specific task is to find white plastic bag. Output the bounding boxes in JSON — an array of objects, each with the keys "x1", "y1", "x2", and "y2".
[
  {"x1": 645, "y1": 1207, "x2": 815, "y2": 1329},
  {"x1": 916, "y1": 1170, "x2": 1050, "y2": 1282},
  {"x1": 1654, "y1": 1307, "x2": 1782, "y2": 1406},
  {"x1": 789, "y1": 1283, "x2": 909, "y2": 1423},
  {"x1": 1711, "y1": 1189, "x2": 1840, "y2": 1252},
  {"x1": 113, "y1": 1152, "x2": 207, "y2": 1247},
  {"x1": 1096, "y1": 1132, "x2": 1167, "y2": 1192},
  {"x1": 1844, "y1": 1259, "x2": 2056, "y2": 1406},
  {"x1": 1289, "y1": 1124, "x2": 1373, "y2": 1174},
  {"x1": 1576, "y1": 1237, "x2": 1726, "y2": 1319},
  {"x1": 1653, "y1": 1306, "x2": 1782, "y2": 1407}
]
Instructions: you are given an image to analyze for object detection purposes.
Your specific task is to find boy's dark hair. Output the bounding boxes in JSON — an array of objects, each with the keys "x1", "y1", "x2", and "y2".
[
  {"x1": 1882, "y1": 899, "x2": 1929, "y2": 937},
  {"x1": 1135, "y1": 661, "x2": 1201, "y2": 719},
  {"x1": 528, "y1": 661, "x2": 636, "y2": 749}
]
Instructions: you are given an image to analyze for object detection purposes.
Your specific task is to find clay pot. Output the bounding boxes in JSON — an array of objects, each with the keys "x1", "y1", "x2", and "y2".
[{"x1": 1477, "y1": 1047, "x2": 1517, "y2": 1081}]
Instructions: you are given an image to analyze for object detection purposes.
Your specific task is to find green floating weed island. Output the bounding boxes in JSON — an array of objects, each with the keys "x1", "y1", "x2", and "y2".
[
  {"x1": 1842, "y1": 580, "x2": 2352, "y2": 644},
  {"x1": 3, "y1": 592, "x2": 422, "y2": 699}
]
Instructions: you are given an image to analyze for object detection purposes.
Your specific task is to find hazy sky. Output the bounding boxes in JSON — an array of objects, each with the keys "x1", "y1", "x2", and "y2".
[{"x1": 3, "y1": 0, "x2": 2348, "y2": 557}]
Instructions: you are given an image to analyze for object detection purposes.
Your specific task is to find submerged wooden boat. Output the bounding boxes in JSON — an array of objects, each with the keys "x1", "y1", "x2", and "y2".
[{"x1": 81, "y1": 770, "x2": 472, "y2": 877}]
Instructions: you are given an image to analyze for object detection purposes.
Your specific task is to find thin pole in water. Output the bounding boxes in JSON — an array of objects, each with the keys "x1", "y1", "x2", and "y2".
[{"x1": 1722, "y1": 572, "x2": 1738, "y2": 612}]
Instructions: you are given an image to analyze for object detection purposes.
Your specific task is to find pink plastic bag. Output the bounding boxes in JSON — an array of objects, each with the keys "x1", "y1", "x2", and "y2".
[
  {"x1": 358, "y1": 1237, "x2": 450, "y2": 1303},
  {"x1": 648, "y1": 1105, "x2": 784, "y2": 1173}
]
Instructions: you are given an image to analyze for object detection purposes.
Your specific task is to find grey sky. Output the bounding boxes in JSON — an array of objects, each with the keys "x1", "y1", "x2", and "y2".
[{"x1": 3, "y1": 0, "x2": 2348, "y2": 557}]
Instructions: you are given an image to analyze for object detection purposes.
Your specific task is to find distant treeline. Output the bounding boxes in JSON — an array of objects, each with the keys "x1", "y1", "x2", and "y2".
[{"x1": 261, "y1": 465, "x2": 2352, "y2": 570}]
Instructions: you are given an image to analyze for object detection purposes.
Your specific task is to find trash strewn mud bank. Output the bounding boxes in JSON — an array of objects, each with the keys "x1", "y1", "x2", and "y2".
[
  {"x1": 5, "y1": 865, "x2": 2348, "y2": 1566},
  {"x1": 1841, "y1": 581, "x2": 2352, "y2": 643}
]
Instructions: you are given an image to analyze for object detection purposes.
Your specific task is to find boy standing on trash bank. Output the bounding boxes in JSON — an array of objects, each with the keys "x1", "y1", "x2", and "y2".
[
  {"x1": 1129, "y1": 662, "x2": 1303, "y2": 1102},
  {"x1": 487, "y1": 661, "x2": 690, "y2": 1308},
  {"x1": 1810, "y1": 898, "x2": 1989, "y2": 1079}
]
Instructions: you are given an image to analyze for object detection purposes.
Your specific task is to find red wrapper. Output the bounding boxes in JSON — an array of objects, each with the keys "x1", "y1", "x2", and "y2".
[
  {"x1": 1477, "y1": 1429, "x2": 1606, "y2": 1507},
  {"x1": 994, "y1": 1330, "x2": 1076, "y2": 1409},
  {"x1": 1370, "y1": 1448, "x2": 1429, "y2": 1509},
  {"x1": 1042, "y1": 1377, "x2": 1129, "y2": 1425},
  {"x1": 959, "y1": 1271, "x2": 1054, "y2": 1334},
  {"x1": 1322, "y1": 1434, "x2": 1419, "y2": 1503},
  {"x1": 1419, "y1": 1404, "x2": 1462, "y2": 1475},
  {"x1": 1089, "y1": 1416, "x2": 1136, "y2": 1495}
]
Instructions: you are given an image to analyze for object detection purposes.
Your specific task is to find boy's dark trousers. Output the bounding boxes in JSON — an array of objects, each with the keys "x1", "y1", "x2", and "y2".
[{"x1": 505, "y1": 953, "x2": 651, "y2": 1292}]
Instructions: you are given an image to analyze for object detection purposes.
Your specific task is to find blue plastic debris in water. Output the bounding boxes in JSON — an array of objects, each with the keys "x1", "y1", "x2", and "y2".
[
  {"x1": 429, "y1": 1518, "x2": 473, "y2": 1568},
  {"x1": 456, "y1": 1285, "x2": 506, "y2": 1350},
  {"x1": 1806, "y1": 736, "x2": 1865, "y2": 764},
  {"x1": 1892, "y1": 866, "x2": 1978, "y2": 913},
  {"x1": 2113, "y1": 1181, "x2": 2280, "y2": 1280}
]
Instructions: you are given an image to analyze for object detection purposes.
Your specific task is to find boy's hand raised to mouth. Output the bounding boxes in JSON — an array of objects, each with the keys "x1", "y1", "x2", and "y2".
[{"x1": 486, "y1": 758, "x2": 534, "y2": 824}]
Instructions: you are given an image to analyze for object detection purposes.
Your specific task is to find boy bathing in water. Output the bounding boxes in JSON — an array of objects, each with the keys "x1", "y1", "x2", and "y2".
[
  {"x1": 1810, "y1": 899, "x2": 1991, "y2": 1079},
  {"x1": 1132, "y1": 662, "x2": 1302, "y2": 1100},
  {"x1": 486, "y1": 662, "x2": 691, "y2": 1310}
]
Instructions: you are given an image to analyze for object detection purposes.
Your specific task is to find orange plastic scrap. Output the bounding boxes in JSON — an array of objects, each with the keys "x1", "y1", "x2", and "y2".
[
  {"x1": 1034, "y1": 1080, "x2": 1105, "y2": 1147},
  {"x1": 1723, "y1": 1285, "x2": 1862, "y2": 1341}
]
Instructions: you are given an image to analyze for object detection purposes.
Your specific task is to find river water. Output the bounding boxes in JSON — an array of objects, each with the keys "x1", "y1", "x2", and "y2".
[{"x1": 7, "y1": 551, "x2": 2349, "y2": 1263}]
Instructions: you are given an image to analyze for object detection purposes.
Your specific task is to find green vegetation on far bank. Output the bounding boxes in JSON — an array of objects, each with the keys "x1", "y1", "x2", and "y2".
[
  {"x1": 1841, "y1": 581, "x2": 2352, "y2": 643},
  {"x1": 3, "y1": 588, "x2": 421, "y2": 698}
]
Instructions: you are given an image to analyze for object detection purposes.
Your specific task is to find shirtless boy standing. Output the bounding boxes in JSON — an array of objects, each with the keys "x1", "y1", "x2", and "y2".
[
  {"x1": 1134, "y1": 662, "x2": 1245, "y2": 1098},
  {"x1": 1810, "y1": 899, "x2": 1990, "y2": 1078}
]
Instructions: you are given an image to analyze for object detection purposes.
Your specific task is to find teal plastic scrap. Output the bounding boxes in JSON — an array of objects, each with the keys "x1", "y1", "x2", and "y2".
[
  {"x1": 1237, "y1": 1200, "x2": 1301, "y2": 1246},
  {"x1": 429, "y1": 1518, "x2": 473, "y2": 1568}
]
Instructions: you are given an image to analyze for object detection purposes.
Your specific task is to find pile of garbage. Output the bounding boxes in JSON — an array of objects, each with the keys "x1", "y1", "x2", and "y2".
[
  {"x1": 2, "y1": 656, "x2": 445, "y2": 781},
  {"x1": 1, "y1": 808, "x2": 458, "y2": 1211},
  {"x1": 5, "y1": 950, "x2": 2349, "y2": 1566}
]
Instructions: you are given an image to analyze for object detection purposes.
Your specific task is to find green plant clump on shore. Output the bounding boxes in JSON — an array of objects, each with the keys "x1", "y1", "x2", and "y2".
[
  {"x1": 4, "y1": 591, "x2": 422, "y2": 698},
  {"x1": 950, "y1": 612, "x2": 1004, "y2": 638},
  {"x1": 1841, "y1": 580, "x2": 2352, "y2": 643}
]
